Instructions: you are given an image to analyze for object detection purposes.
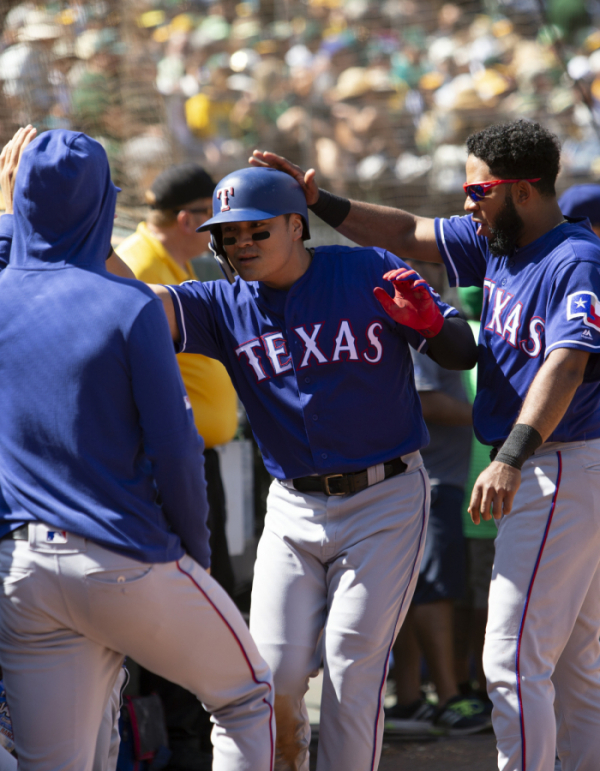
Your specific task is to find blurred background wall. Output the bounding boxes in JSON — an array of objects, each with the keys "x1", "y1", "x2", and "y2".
[{"x1": 2, "y1": 0, "x2": 600, "y2": 231}]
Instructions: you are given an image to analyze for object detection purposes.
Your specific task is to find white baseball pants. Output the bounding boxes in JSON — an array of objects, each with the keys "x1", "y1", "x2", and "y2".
[
  {"x1": 250, "y1": 455, "x2": 429, "y2": 771},
  {"x1": 484, "y1": 440, "x2": 600, "y2": 771},
  {"x1": 0, "y1": 524, "x2": 275, "y2": 771}
]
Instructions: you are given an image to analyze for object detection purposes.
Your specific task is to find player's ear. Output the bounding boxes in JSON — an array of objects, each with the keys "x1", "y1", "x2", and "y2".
[
  {"x1": 515, "y1": 180, "x2": 532, "y2": 205},
  {"x1": 177, "y1": 209, "x2": 194, "y2": 234},
  {"x1": 289, "y1": 213, "x2": 303, "y2": 242}
]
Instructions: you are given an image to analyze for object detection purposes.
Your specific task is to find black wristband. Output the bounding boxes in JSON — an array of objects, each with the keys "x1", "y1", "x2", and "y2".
[
  {"x1": 308, "y1": 188, "x2": 351, "y2": 229},
  {"x1": 494, "y1": 424, "x2": 543, "y2": 470}
]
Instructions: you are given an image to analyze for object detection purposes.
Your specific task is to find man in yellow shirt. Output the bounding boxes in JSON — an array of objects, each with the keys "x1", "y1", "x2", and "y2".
[{"x1": 117, "y1": 164, "x2": 238, "y2": 592}]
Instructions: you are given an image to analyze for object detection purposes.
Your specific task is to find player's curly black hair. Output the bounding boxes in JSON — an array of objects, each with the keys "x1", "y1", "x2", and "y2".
[{"x1": 466, "y1": 120, "x2": 561, "y2": 197}]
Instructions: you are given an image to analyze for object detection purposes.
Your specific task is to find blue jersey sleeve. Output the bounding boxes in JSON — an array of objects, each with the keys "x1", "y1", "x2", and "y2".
[
  {"x1": 0, "y1": 214, "x2": 13, "y2": 271},
  {"x1": 545, "y1": 259, "x2": 600, "y2": 358},
  {"x1": 434, "y1": 215, "x2": 487, "y2": 288},
  {"x1": 380, "y1": 249, "x2": 459, "y2": 353},
  {"x1": 166, "y1": 280, "x2": 223, "y2": 359},
  {"x1": 128, "y1": 299, "x2": 211, "y2": 568}
]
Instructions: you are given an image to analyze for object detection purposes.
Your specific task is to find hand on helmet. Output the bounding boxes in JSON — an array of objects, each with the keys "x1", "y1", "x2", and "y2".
[
  {"x1": 373, "y1": 267, "x2": 444, "y2": 338},
  {"x1": 249, "y1": 150, "x2": 319, "y2": 206}
]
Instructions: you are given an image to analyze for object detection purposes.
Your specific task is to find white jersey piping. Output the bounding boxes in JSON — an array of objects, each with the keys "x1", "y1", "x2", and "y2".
[{"x1": 166, "y1": 285, "x2": 187, "y2": 352}]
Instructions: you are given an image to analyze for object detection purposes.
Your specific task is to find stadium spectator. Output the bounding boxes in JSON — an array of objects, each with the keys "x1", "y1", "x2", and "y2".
[
  {"x1": 117, "y1": 164, "x2": 238, "y2": 595},
  {"x1": 5, "y1": 1, "x2": 600, "y2": 204},
  {"x1": 386, "y1": 259, "x2": 489, "y2": 736}
]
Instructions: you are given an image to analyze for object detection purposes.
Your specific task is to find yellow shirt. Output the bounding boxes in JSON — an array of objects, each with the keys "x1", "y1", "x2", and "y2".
[{"x1": 117, "y1": 222, "x2": 238, "y2": 449}]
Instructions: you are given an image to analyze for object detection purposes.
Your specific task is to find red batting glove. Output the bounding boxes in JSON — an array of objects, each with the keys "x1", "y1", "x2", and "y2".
[{"x1": 373, "y1": 267, "x2": 444, "y2": 338}]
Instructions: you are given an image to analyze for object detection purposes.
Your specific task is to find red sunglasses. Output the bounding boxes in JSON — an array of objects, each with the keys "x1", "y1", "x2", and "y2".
[{"x1": 463, "y1": 178, "x2": 541, "y2": 201}]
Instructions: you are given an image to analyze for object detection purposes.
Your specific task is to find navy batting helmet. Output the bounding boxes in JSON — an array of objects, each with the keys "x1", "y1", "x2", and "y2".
[{"x1": 197, "y1": 167, "x2": 310, "y2": 282}]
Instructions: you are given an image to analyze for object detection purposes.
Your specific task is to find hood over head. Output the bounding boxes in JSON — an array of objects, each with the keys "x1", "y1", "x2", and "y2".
[{"x1": 11, "y1": 130, "x2": 119, "y2": 269}]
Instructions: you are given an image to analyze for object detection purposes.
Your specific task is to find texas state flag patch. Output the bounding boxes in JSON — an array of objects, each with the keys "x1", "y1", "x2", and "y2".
[{"x1": 567, "y1": 291, "x2": 600, "y2": 332}]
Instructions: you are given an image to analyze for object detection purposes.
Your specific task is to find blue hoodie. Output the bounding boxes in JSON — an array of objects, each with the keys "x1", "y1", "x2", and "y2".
[{"x1": 0, "y1": 130, "x2": 210, "y2": 568}]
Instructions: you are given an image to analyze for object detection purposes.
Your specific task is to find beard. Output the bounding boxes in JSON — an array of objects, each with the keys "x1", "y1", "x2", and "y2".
[{"x1": 487, "y1": 194, "x2": 525, "y2": 257}]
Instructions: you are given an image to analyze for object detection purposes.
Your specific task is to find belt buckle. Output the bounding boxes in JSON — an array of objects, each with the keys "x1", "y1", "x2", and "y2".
[{"x1": 323, "y1": 473, "x2": 346, "y2": 496}]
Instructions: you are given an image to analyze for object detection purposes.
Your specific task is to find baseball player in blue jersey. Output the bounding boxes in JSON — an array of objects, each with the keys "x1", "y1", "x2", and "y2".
[
  {"x1": 253, "y1": 119, "x2": 600, "y2": 771},
  {"x1": 135, "y1": 165, "x2": 478, "y2": 771},
  {"x1": 0, "y1": 129, "x2": 275, "y2": 771}
]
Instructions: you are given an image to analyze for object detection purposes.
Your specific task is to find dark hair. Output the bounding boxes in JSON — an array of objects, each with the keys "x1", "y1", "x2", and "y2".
[
  {"x1": 147, "y1": 163, "x2": 216, "y2": 210},
  {"x1": 466, "y1": 120, "x2": 561, "y2": 197}
]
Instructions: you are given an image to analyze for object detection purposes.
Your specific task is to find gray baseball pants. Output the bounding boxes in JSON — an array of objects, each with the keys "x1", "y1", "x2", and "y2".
[
  {"x1": 250, "y1": 454, "x2": 429, "y2": 771},
  {"x1": 0, "y1": 524, "x2": 275, "y2": 771},
  {"x1": 484, "y1": 440, "x2": 600, "y2": 771},
  {"x1": 93, "y1": 665, "x2": 126, "y2": 771}
]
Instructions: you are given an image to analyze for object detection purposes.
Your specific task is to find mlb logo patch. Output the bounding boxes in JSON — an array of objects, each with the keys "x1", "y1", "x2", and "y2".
[
  {"x1": 567, "y1": 291, "x2": 600, "y2": 333},
  {"x1": 46, "y1": 530, "x2": 68, "y2": 543}
]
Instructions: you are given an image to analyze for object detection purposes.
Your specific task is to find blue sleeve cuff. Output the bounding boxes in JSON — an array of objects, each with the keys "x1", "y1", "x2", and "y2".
[
  {"x1": 165, "y1": 285, "x2": 186, "y2": 353},
  {"x1": 435, "y1": 217, "x2": 459, "y2": 287},
  {"x1": 434, "y1": 216, "x2": 486, "y2": 289}
]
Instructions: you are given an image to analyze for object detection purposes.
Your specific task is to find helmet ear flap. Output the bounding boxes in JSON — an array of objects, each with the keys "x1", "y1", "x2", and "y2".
[
  {"x1": 301, "y1": 216, "x2": 310, "y2": 241},
  {"x1": 209, "y1": 229, "x2": 236, "y2": 284}
]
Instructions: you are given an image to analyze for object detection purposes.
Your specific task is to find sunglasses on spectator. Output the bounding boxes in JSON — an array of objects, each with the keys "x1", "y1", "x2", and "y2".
[{"x1": 463, "y1": 178, "x2": 541, "y2": 201}]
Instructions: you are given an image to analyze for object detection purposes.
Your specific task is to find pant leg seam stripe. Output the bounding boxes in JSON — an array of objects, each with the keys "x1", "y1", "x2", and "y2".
[
  {"x1": 515, "y1": 451, "x2": 562, "y2": 771},
  {"x1": 370, "y1": 468, "x2": 429, "y2": 771},
  {"x1": 176, "y1": 561, "x2": 275, "y2": 770}
]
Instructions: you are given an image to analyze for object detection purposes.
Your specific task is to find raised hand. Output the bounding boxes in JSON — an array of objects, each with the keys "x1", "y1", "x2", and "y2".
[
  {"x1": 0, "y1": 125, "x2": 37, "y2": 214},
  {"x1": 249, "y1": 150, "x2": 319, "y2": 206},
  {"x1": 373, "y1": 267, "x2": 444, "y2": 338}
]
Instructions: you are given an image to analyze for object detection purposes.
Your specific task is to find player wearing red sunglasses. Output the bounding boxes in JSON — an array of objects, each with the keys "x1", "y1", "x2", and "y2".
[{"x1": 463, "y1": 178, "x2": 541, "y2": 201}]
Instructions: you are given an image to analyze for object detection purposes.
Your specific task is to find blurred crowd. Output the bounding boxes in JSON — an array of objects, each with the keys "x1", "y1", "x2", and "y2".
[{"x1": 3, "y1": 0, "x2": 600, "y2": 209}]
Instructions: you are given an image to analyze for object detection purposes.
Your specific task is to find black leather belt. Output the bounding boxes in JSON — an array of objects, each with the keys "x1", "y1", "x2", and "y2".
[
  {"x1": 0, "y1": 524, "x2": 28, "y2": 541},
  {"x1": 293, "y1": 457, "x2": 408, "y2": 497}
]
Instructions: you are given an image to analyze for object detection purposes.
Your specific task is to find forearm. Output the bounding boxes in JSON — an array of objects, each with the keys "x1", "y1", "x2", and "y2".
[
  {"x1": 311, "y1": 189, "x2": 442, "y2": 262},
  {"x1": 470, "y1": 348, "x2": 589, "y2": 522},
  {"x1": 516, "y1": 348, "x2": 589, "y2": 441},
  {"x1": 425, "y1": 316, "x2": 478, "y2": 371},
  {"x1": 419, "y1": 391, "x2": 473, "y2": 425},
  {"x1": 156, "y1": 443, "x2": 211, "y2": 569}
]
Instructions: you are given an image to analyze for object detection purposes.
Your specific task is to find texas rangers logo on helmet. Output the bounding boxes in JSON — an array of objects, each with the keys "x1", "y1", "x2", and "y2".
[
  {"x1": 567, "y1": 291, "x2": 600, "y2": 332},
  {"x1": 217, "y1": 186, "x2": 234, "y2": 212}
]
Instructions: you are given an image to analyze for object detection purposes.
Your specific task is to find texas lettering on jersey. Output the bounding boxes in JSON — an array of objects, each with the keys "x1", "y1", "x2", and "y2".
[
  {"x1": 235, "y1": 320, "x2": 385, "y2": 381},
  {"x1": 484, "y1": 282, "x2": 600, "y2": 356},
  {"x1": 484, "y1": 280, "x2": 545, "y2": 357}
]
